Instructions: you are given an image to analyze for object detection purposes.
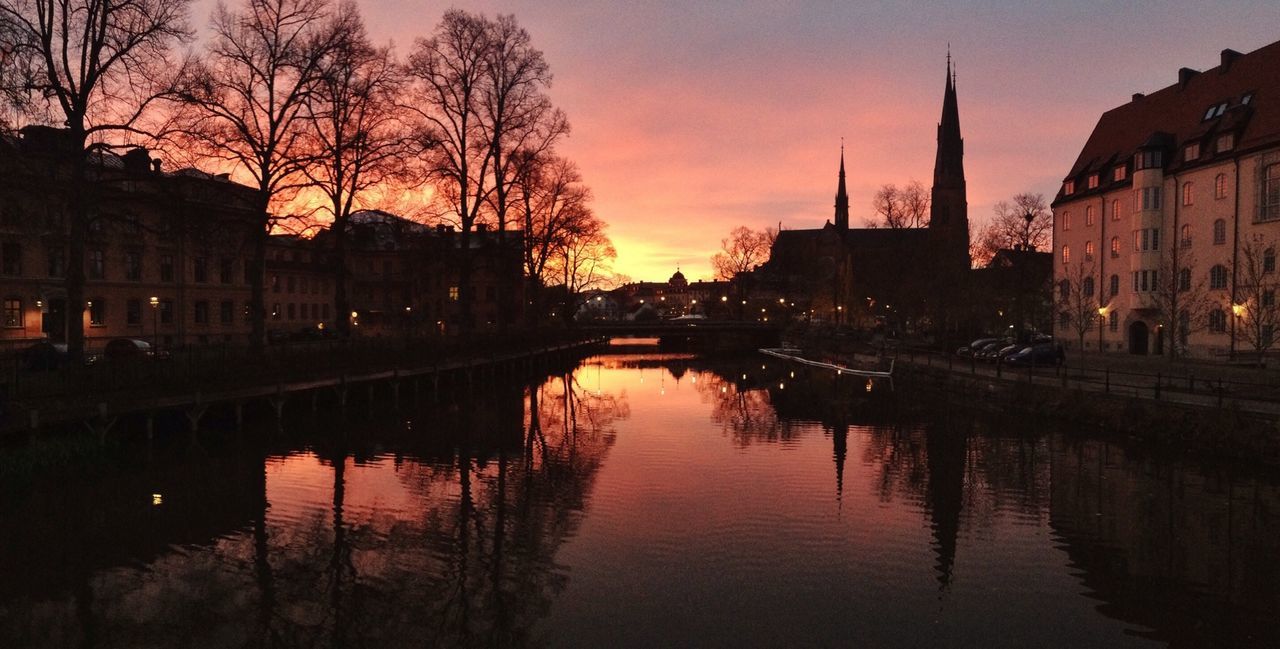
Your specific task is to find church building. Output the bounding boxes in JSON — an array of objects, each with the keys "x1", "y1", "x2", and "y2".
[{"x1": 759, "y1": 57, "x2": 972, "y2": 330}]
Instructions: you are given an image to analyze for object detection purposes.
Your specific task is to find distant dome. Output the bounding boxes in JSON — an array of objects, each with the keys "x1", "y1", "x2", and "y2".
[{"x1": 668, "y1": 269, "x2": 688, "y2": 287}]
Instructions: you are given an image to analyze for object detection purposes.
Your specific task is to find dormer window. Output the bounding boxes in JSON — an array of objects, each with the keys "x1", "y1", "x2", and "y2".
[
  {"x1": 1087, "y1": 174, "x2": 1099, "y2": 189},
  {"x1": 1242, "y1": 93, "x2": 1253, "y2": 105},
  {"x1": 1135, "y1": 150, "x2": 1163, "y2": 170},
  {"x1": 1184, "y1": 143, "x2": 1200, "y2": 161},
  {"x1": 1064, "y1": 180, "x2": 1075, "y2": 195},
  {"x1": 1113, "y1": 166, "x2": 1127, "y2": 182},
  {"x1": 1217, "y1": 133, "x2": 1235, "y2": 152},
  {"x1": 1202, "y1": 102, "x2": 1228, "y2": 121}
]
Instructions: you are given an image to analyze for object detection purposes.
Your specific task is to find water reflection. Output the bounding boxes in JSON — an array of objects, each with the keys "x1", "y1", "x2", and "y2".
[{"x1": 0, "y1": 353, "x2": 1277, "y2": 648}]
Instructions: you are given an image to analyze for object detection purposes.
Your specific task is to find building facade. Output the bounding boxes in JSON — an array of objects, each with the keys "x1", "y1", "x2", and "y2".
[{"x1": 1053, "y1": 41, "x2": 1280, "y2": 357}]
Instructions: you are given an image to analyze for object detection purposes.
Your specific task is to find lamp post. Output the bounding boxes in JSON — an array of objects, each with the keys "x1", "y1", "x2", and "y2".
[
  {"x1": 149, "y1": 296, "x2": 159, "y2": 350},
  {"x1": 1097, "y1": 305, "x2": 1107, "y2": 352}
]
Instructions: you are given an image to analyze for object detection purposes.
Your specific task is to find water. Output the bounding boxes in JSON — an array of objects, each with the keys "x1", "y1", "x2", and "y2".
[{"x1": 1, "y1": 352, "x2": 1278, "y2": 648}]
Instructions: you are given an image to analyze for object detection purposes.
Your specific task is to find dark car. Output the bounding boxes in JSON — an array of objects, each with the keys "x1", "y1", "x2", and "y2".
[
  {"x1": 1005, "y1": 342, "x2": 1065, "y2": 367},
  {"x1": 22, "y1": 341, "x2": 68, "y2": 371},
  {"x1": 957, "y1": 337, "x2": 1000, "y2": 357},
  {"x1": 991, "y1": 343, "x2": 1027, "y2": 363},
  {"x1": 974, "y1": 340, "x2": 1012, "y2": 362},
  {"x1": 103, "y1": 338, "x2": 169, "y2": 361}
]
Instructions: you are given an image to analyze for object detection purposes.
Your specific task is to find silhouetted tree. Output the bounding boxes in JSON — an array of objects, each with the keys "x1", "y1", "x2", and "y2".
[
  {"x1": 974, "y1": 192, "x2": 1052, "y2": 266},
  {"x1": 174, "y1": 0, "x2": 344, "y2": 352},
  {"x1": 1236, "y1": 235, "x2": 1280, "y2": 360},
  {"x1": 1057, "y1": 261, "x2": 1098, "y2": 355},
  {"x1": 1149, "y1": 246, "x2": 1211, "y2": 359},
  {"x1": 547, "y1": 212, "x2": 615, "y2": 323},
  {"x1": 303, "y1": 4, "x2": 405, "y2": 338},
  {"x1": 866, "y1": 181, "x2": 929, "y2": 229},
  {"x1": 712, "y1": 225, "x2": 770, "y2": 318},
  {"x1": 514, "y1": 153, "x2": 590, "y2": 322},
  {"x1": 0, "y1": 0, "x2": 193, "y2": 360}
]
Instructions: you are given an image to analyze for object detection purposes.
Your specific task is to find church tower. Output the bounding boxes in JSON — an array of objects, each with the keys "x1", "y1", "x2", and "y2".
[
  {"x1": 929, "y1": 52, "x2": 970, "y2": 267},
  {"x1": 834, "y1": 144, "x2": 849, "y2": 230}
]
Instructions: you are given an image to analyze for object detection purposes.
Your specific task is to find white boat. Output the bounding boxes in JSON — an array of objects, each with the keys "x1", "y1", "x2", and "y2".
[{"x1": 758, "y1": 348, "x2": 895, "y2": 378}]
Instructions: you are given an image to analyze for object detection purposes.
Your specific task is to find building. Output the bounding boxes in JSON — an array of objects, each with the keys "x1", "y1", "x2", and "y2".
[
  {"x1": 1053, "y1": 41, "x2": 1280, "y2": 357},
  {"x1": 612, "y1": 270, "x2": 734, "y2": 320},
  {"x1": 759, "y1": 57, "x2": 971, "y2": 331}
]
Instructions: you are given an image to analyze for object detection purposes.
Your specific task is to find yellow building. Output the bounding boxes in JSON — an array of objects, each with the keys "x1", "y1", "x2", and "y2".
[{"x1": 1054, "y1": 41, "x2": 1280, "y2": 357}]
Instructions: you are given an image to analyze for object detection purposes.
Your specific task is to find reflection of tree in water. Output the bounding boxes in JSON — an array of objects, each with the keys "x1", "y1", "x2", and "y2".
[{"x1": 694, "y1": 369, "x2": 792, "y2": 446}]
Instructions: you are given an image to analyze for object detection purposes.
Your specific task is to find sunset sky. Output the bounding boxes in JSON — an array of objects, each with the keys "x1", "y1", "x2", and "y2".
[{"x1": 204, "y1": 1, "x2": 1280, "y2": 282}]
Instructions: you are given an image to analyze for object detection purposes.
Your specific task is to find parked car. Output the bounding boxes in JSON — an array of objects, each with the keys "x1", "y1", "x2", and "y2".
[
  {"x1": 1005, "y1": 342, "x2": 1066, "y2": 367},
  {"x1": 956, "y1": 337, "x2": 1001, "y2": 357},
  {"x1": 973, "y1": 340, "x2": 1011, "y2": 362},
  {"x1": 103, "y1": 338, "x2": 169, "y2": 361},
  {"x1": 22, "y1": 341, "x2": 68, "y2": 371}
]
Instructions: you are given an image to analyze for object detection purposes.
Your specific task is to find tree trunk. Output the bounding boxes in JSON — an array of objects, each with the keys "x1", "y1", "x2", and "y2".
[{"x1": 249, "y1": 193, "x2": 270, "y2": 354}]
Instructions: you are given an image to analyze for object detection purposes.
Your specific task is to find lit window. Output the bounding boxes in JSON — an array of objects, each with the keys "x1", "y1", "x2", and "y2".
[
  {"x1": 1215, "y1": 173, "x2": 1228, "y2": 199},
  {"x1": 1184, "y1": 143, "x2": 1200, "y2": 161},
  {"x1": 1110, "y1": 236, "x2": 1120, "y2": 258},
  {"x1": 1064, "y1": 180, "x2": 1075, "y2": 195},
  {"x1": 1182, "y1": 181, "x2": 1194, "y2": 206},
  {"x1": 1111, "y1": 199, "x2": 1122, "y2": 221},
  {"x1": 449, "y1": 286, "x2": 460, "y2": 301},
  {"x1": 3, "y1": 297, "x2": 22, "y2": 328},
  {"x1": 1061, "y1": 211, "x2": 1071, "y2": 230},
  {"x1": 1084, "y1": 241, "x2": 1094, "y2": 261},
  {"x1": 1180, "y1": 224, "x2": 1191, "y2": 248},
  {"x1": 89, "y1": 299, "x2": 105, "y2": 326},
  {"x1": 1209, "y1": 265, "x2": 1228, "y2": 290},
  {"x1": 1217, "y1": 133, "x2": 1235, "y2": 151},
  {"x1": 1061, "y1": 245, "x2": 1070, "y2": 264},
  {"x1": 1085, "y1": 206, "x2": 1095, "y2": 226},
  {"x1": 1087, "y1": 174, "x2": 1099, "y2": 189},
  {"x1": 1113, "y1": 166, "x2": 1127, "y2": 182}
]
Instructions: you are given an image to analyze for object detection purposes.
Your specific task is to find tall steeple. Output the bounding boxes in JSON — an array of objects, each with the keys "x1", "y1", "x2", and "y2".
[
  {"x1": 834, "y1": 141, "x2": 849, "y2": 230},
  {"x1": 930, "y1": 49, "x2": 970, "y2": 265}
]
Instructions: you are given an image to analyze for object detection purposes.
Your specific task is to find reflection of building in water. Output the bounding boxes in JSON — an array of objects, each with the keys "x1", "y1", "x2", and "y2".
[{"x1": 1049, "y1": 437, "x2": 1280, "y2": 646}]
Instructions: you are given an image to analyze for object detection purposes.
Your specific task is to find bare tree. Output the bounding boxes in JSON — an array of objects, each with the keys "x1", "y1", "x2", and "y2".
[
  {"x1": 513, "y1": 152, "x2": 591, "y2": 322},
  {"x1": 0, "y1": 0, "x2": 193, "y2": 359},
  {"x1": 174, "y1": 0, "x2": 342, "y2": 352},
  {"x1": 303, "y1": 4, "x2": 404, "y2": 338},
  {"x1": 976, "y1": 193, "x2": 1052, "y2": 264},
  {"x1": 404, "y1": 9, "x2": 495, "y2": 334},
  {"x1": 1149, "y1": 246, "x2": 1211, "y2": 358},
  {"x1": 1236, "y1": 235, "x2": 1280, "y2": 360},
  {"x1": 479, "y1": 13, "x2": 566, "y2": 329},
  {"x1": 1057, "y1": 262, "x2": 1098, "y2": 355},
  {"x1": 547, "y1": 211, "x2": 616, "y2": 323},
  {"x1": 711, "y1": 226, "x2": 770, "y2": 281},
  {"x1": 866, "y1": 180, "x2": 929, "y2": 229}
]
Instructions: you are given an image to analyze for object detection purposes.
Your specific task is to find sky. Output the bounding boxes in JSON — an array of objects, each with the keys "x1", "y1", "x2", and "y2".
[{"x1": 196, "y1": 0, "x2": 1280, "y2": 283}]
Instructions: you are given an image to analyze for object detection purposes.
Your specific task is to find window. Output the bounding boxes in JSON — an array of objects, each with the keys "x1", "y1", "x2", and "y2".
[
  {"x1": 1061, "y1": 211, "x2": 1071, "y2": 230},
  {"x1": 1113, "y1": 166, "x2": 1127, "y2": 182},
  {"x1": 1064, "y1": 180, "x2": 1075, "y2": 195},
  {"x1": 125, "y1": 251, "x2": 142, "y2": 281},
  {"x1": 194, "y1": 301, "x2": 209, "y2": 325},
  {"x1": 322, "y1": 304, "x2": 329, "y2": 319},
  {"x1": 1267, "y1": 248, "x2": 1277, "y2": 274},
  {"x1": 1209, "y1": 309, "x2": 1227, "y2": 332},
  {"x1": 1137, "y1": 186, "x2": 1162, "y2": 210},
  {"x1": 1264, "y1": 164, "x2": 1280, "y2": 222},
  {"x1": 1209, "y1": 265, "x2": 1228, "y2": 290},
  {"x1": 1058, "y1": 280, "x2": 1070, "y2": 300},
  {"x1": 1203, "y1": 102, "x2": 1228, "y2": 121},
  {"x1": 1087, "y1": 174, "x2": 1099, "y2": 189},
  {"x1": 220, "y1": 257, "x2": 234, "y2": 284},
  {"x1": 1179, "y1": 311, "x2": 1190, "y2": 346},
  {"x1": 272, "y1": 303, "x2": 281, "y2": 320},
  {"x1": 2, "y1": 243, "x2": 21, "y2": 276},
  {"x1": 47, "y1": 248, "x2": 65, "y2": 277},
  {"x1": 271, "y1": 274, "x2": 280, "y2": 293},
  {"x1": 1213, "y1": 219, "x2": 1227, "y2": 244},
  {"x1": 1134, "y1": 228, "x2": 1160, "y2": 252},
  {"x1": 3, "y1": 298, "x2": 22, "y2": 328},
  {"x1": 88, "y1": 299, "x2": 105, "y2": 326},
  {"x1": 1133, "y1": 270, "x2": 1159, "y2": 293},
  {"x1": 287, "y1": 303, "x2": 296, "y2": 320},
  {"x1": 126, "y1": 299, "x2": 141, "y2": 325},
  {"x1": 244, "y1": 302, "x2": 253, "y2": 322},
  {"x1": 1085, "y1": 206, "x2": 1095, "y2": 226},
  {"x1": 1265, "y1": 290, "x2": 1276, "y2": 308},
  {"x1": 287, "y1": 276, "x2": 295, "y2": 293},
  {"x1": 449, "y1": 286, "x2": 460, "y2": 301},
  {"x1": 89, "y1": 249, "x2": 105, "y2": 279},
  {"x1": 1182, "y1": 181, "x2": 1194, "y2": 206},
  {"x1": 1110, "y1": 237, "x2": 1120, "y2": 258},
  {"x1": 1084, "y1": 241, "x2": 1094, "y2": 261},
  {"x1": 1082, "y1": 277, "x2": 1094, "y2": 297},
  {"x1": 1184, "y1": 143, "x2": 1200, "y2": 161},
  {"x1": 1111, "y1": 199, "x2": 1122, "y2": 221},
  {"x1": 160, "y1": 254, "x2": 174, "y2": 282},
  {"x1": 194, "y1": 257, "x2": 208, "y2": 283},
  {"x1": 1215, "y1": 173, "x2": 1228, "y2": 199},
  {"x1": 1180, "y1": 224, "x2": 1191, "y2": 248},
  {"x1": 1217, "y1": 133, "x2": 1235, "y2": 152},
  {"x1": 159, "y1": 298, "x2": 173, "y2": 325},
  {"x1": 1061, "y1": 245, "x2": 1070, "y2": 264},
  {"x1": 1135, "y1": 150, "x2": 1163, "y2": 170},
  {"x1": 1242, "y1": 93, "x2": 1254, "y2": 105},
  {"x1": 220, "y1": 300, "x2": 233, "y2": 324},
  {"x1": 1178, "y1": 268, "x2": 1191, "y2": 291},
  {"x1": 1110, "y1": 274, "x2": 1120, "y2": 297},
  {"x1": 1059, "y1": 311, "x2": 1070, "y2": 329},
  {"x1": 1109, "y1": 310, "x2": 1118, "y2": 332}
]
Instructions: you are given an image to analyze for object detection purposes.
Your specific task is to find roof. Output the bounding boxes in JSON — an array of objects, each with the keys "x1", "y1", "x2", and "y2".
[{"x1": 1058, "y1": 39, "x2": 1280, "y2": 204}]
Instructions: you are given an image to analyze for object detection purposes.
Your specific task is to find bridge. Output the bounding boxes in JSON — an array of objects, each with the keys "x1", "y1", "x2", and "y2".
[{"x1": 579, "y1": 321, "x2": 782, "y2": 350}]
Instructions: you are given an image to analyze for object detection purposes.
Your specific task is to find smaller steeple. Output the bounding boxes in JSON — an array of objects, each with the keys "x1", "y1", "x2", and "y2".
[{"x1": 834, "y1": 140, "x2": 849, "y2": 230}]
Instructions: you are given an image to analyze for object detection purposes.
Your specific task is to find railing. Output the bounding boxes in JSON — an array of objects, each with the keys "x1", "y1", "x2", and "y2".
[
  {"x1": 0, "y1": 330, "x2": 594, "y2": 408},
  {"x1": 894, "y1": 346, "x2": 1280, "y2": 414}
]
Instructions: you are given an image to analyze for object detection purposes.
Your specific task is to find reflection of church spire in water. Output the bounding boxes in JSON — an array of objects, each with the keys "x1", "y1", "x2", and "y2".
[
  {"x1": 832, "y1": 423, "x2": 848, "y2": 507},
  {"x1": 925, "y1": 424, "x2": 966, "y2": 590}
]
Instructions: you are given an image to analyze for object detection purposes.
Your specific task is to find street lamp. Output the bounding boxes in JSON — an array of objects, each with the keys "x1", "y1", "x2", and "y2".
[
  {"x1": 149, "y1": 296, "x2": 159, "y2": 350},
  {"x1": 1097, "y1": 305, "x2": 1107, "y2": 352}
]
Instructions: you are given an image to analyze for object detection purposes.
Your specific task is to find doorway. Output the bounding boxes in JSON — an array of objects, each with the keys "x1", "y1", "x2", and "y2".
[
  {"x1": 42, "y1": 298, "x2": 66, "y2": 342},
  {"x1": 1128, "y1": 321, "x2": 1148, "y2": 355}
]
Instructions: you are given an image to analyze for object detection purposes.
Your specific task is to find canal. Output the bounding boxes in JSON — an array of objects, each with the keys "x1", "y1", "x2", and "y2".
[{"x1": 1, "y1": 350, "x2": 1279, "y2": 648}]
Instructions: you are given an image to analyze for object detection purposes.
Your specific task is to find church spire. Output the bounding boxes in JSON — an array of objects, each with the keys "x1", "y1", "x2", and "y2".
[
  {"x1": 834, "y1": 140, "x2": 849, "y2": 230},
  {"x1": 930, "y1": 48, "x2": 970, "y2": 265}
]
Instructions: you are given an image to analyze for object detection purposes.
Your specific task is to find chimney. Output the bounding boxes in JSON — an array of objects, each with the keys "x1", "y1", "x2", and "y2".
[
  {"x1": 1132, "y1": 93, "x2": 1145, "y2": 102},
  {"x1": 122, "y1": 147, "x2": 151, "y2": 174},
  {"x1": 1178, "y1": 67, "x2": 1199, "y2": 87},
  {"x1": 435, "y1": 223, "x2": 446, "y2": 234},
  {"x1": 1221, "y1": 49, "x2": 1243, "y2": 70},
  {"x1": 151, "y1": 158, "x2": 162, "y2": 174}
]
